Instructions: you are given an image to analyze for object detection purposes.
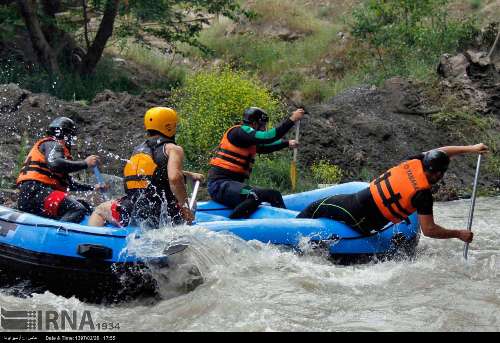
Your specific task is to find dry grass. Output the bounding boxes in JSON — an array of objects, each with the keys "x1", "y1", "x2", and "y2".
[
  {"x1": 449, "y1": 0, "x2": 500, "y2": 25},
  {"x1": 106, "y1": 41, "x2": 187, "y2": 79},
  {"x1": 244, "y1": 0, "x2": 322, "y2": 34}
]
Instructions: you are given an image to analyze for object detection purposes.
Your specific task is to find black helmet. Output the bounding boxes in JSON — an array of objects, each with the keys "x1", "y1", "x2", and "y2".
[
  {"x1": 423, "y1": 150, "x2": 450, "y2": 173},
  {"x1": 243, "y1": 107, "x2": 269, "y2": 125},
  {"x1": 47, "y1": 117, "x2": 77, "y2": 140}
]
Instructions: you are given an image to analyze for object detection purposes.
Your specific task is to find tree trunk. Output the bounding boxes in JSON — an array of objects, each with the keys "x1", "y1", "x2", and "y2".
[
  {"x1": 16, "y1": 0, "x2": 60, "y2": 75},
  {"x1": 82, "y1": 0, "x2": 91, "y2": 50},
  {"x1": 40, "y1": 0, "x2": 60, "y2": 16},
  {"x1": 39, "y1": 0, "x2": 81, "y2": 70},
  {"x1": 79, "y1": 0, "x2": 120, "y2": 76}
]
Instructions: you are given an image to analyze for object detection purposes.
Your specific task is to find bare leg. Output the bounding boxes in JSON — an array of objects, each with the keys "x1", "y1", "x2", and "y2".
[{"x1": 88, "y1": 200, "x2": 116, "y2": 227}]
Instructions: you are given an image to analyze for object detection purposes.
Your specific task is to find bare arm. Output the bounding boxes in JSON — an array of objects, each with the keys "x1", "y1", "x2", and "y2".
[
  {"x1": 419, "y1": 214, "x2": 473, "y2": 242},
  {"x1": 165, "y1": 144, "x2": 190, "y2": 207},
  {"x1": 432, "y1": 144, "x2": 488, "y2": 158}
]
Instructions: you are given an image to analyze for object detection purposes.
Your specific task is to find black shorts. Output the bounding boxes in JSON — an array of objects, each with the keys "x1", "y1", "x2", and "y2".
[
  {"x1": 208, "y1": 179, "x2": 249, "y2": 208},
  {"x1": 17, "y1": 181, "x2": 88, "y2": 221}
]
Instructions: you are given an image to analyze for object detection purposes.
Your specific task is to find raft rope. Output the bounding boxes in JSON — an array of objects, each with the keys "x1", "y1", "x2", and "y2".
[{"x1": 0, "y1": 216, "x2": 126, "y2": 238}]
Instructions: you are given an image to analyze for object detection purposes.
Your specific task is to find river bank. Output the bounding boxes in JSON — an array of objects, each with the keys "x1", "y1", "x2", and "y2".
[{"x1": 1, "y1": 48, "x2": 499, "y2": 204}]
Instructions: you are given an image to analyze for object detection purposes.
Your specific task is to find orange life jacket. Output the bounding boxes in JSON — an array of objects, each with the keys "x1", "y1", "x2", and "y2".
[
  {"x1": 123, "y1": 144, "x2": 158, "y2": 191},
  {"x1": 16, "y1": 137, "x2": 72, "y2": 191},
  {"x1": 369, "y1": 159, "x2": 431, "y2": 224},
  {"x1": 209, "y1": 125, "x2": 257, "y2": 177},
  {"x1": 123, "y1": 137, "x2": 173, "y2": 192}
]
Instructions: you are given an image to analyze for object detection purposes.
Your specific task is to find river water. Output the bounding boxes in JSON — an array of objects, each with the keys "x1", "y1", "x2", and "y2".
[{"x1": 0, "y1": 197, "x2": 498, "y2": 332}]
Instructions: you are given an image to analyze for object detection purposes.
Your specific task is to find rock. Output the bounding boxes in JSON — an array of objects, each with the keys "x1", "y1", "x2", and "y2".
[
  {"x1": 437, "y1": 53, "x2": 469, "y2": 80},
  {"x1": 92, "y1": 90, "x2": 114, "y2": 104},
  {"x1": 112, "y1": 57, "x2": 126, "y2": 64},
  {"x1": 224, "y1": 20, "x2": 309, "y2": 42},
  {"x1": 466, "y1": 50, "x2": 491, "y2": 66},
  {"x1": 0, "y1": 86, "x2": 171, "y2": 187},
  {"x1": 276, "y1": 28, "x2": 303, "y2": 42},
  {"x1": 27, "y1": 96, "x2": 40, "y2": 107},
  {"x1": 381, "y1": 77, "x2": 435, "y2": 115},
  {"x1": 297, "y1": 78, "x2": 500, "y2": 198},
  {"x1": 438, "y1": 49, "x2": 500, "y2": 115},
  {"x1": 0, "y1": 189, "x2": 17, "y2": 207}
]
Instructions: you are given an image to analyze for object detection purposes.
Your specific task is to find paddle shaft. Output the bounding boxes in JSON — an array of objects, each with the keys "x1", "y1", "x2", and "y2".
[
  {"x1": 189, "y1": 180, "x2": 200, "y2": 211},
  {"x1": 293, "y1": 120, "x2": 300, "y2": 162},
  {"x1": 92, "y1": 166, "x2": 109, "y2": 201},
  {"x1": 463, "y1": 154, "x2": 482, "y2": 260}
]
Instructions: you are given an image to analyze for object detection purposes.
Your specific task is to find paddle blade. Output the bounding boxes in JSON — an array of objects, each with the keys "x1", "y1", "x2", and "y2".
[
  {"x1": 164, "y1": 244, "x2": 189, "y2": 256},
  {"x1": 290, "y1": 161, "x2": 297, "y2": 191}
]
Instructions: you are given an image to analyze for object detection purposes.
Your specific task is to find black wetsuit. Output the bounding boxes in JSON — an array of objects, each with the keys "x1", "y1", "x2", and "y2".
[
  {"x1": 208, "y1": 119, "x2": 295, "y2": 218},
  {"x1": 297, "y1": 155, "x2": 434, "y2": 234},
  {"x1": 17, "y1": 140, "x2": 93, "y2": 223}
]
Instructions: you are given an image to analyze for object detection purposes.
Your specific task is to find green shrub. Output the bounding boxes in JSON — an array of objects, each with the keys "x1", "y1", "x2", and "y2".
[
  {"x1": 250, "y1": 154, "x2": 292, "y2": 192},
  {"x1": 430, "y1": 110, "x2": 492, "y2": 142},
  {"x1": 174, "y1": 67, "x2": 283, "y2": 170},
  {"x1": 278, "y1": 71, "x2": 305, "y2": 94},
  {"x1": 358, "y1": 167, "x2": 375, "y2": 182},
  {"x1": 485, "y1": 155, "x2": 500, "y2": 179},
  {"x1": 351, "y1": 0, "x2": 479, "y2": 81},
  {"x1": 469, "y1": 0, "x2": 482, "y2": 10},
  {"x1": 0, "y1": 3, "x2": 21, "y2": 41},
  {"x1": 311, "y1": 160, "x2": 343, "y2": 184},
  {"x1": 250, "y1": 153, "x2": 319, "y2": 194},
  {"x1": 300, "y1": 78, "x2": 340, "y2": 104}
]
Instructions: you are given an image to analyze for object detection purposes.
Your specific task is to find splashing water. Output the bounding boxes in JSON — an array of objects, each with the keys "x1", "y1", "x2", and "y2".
[{"x1": 0, "y1": 197, "x2": 498, "y2": 331}]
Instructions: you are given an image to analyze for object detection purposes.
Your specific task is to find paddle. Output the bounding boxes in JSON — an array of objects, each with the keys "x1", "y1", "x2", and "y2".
[
  {"x1": 290, "y1": 120, "x2": 300, "y2": 192},
  {"x1": 92, "y1": 165, "x2": 109, "y2": 201},
  {"x1": 163, "y1": 181, "x2": 200, "y2": 256},
  {"x1": 463, "y1": 154, "x2": 482, "y2": 260},
  {"x1": 189, "y1": 180, "x2": 200, "y2": 211}
]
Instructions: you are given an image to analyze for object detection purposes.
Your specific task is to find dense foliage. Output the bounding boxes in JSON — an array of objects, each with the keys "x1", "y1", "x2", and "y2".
[
  {"x1": 310, "y1": 160, "x2": 343, "y2": 185},
  {"x1": 174, "y1": 68, "x2": 283, "y2": 170},
  {"x1": 351, "y1": 0, "x2": 479, "y2": 80}
]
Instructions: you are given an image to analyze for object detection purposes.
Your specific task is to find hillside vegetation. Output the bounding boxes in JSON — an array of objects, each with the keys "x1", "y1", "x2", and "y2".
[{"x1": 1, "y1": 0, "x2": 499, "y2": 196}]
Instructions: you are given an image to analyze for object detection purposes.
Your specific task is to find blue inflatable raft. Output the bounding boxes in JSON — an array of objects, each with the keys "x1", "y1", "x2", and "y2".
[
  {"x1": 194, "y1": 182, "x2": 420, "y2": 263},
  {"x1": 0, "y1": 205, "x2": 196, "y2": 303},
  {"x1": 0, "y1": 182, "x2": 420, "y2": 301}
]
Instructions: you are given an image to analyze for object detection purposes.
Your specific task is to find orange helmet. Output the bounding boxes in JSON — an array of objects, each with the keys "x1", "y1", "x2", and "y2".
[{"x1": 144, "y1": 107, "x2": 178, "y2": 137}]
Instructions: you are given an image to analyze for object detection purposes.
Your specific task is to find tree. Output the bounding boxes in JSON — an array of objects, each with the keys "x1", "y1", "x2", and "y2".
[{"x1": 11, "y1": 0, "x2": 244, "y2": 77}]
